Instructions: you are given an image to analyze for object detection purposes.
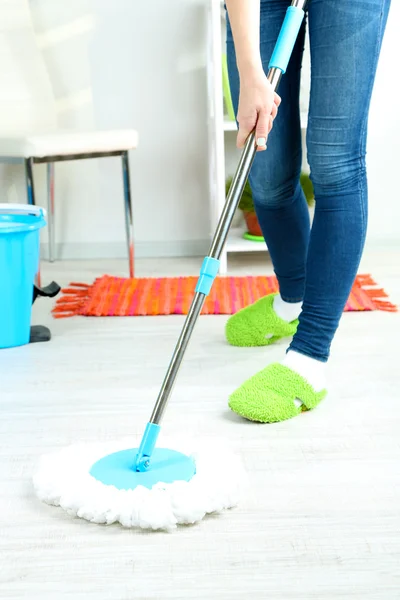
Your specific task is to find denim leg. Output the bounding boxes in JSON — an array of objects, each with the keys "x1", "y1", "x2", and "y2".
[
  {"x1": 289, "y1": 0, "x2": 391, "y2": 361},
  {"x1": 226, "y1": 1, "x2": 310, "y2": 302}
]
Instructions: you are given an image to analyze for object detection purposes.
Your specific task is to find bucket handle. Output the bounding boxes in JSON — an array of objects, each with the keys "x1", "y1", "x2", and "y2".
[{"x1": 0, "y1": 203, "x2": 46, "y2": 218}]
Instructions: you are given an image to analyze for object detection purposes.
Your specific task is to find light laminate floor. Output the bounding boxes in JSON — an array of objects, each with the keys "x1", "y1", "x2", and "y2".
[{"x1": 1, "y1": 248, "x2": 400, "y2": 599}]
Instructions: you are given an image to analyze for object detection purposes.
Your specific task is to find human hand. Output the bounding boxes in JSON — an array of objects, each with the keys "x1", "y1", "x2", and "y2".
[{"x1": 236, "y1": 70, "x2": 281, "y2": 152}]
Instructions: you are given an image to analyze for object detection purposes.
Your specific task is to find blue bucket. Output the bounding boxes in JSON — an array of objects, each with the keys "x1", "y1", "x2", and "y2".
[{"x1": 0, "y1": 204, "x2": 46, "y2": 349}]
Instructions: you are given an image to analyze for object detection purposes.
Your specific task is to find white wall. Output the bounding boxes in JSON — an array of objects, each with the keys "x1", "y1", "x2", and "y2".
[
  {"x1": 0, "y1": 0, "x2": 398, "y2": 259},
  {"x1": 89, "y1": 0, "x2": 210, "y2": 258}
]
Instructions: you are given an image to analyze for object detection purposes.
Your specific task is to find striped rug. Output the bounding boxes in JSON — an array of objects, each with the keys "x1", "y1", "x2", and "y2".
[{"x1": 52, "y1": 274, "x2": 396, "y2": 318}]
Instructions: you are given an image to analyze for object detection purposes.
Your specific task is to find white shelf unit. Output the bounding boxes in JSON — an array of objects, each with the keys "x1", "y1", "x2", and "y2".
[
  {"x1": 223, "y1": 118, "x2": 237, "y2": 132},
  {"x1": 206, "y1": 0, "x2": 308, "y2": 274},
  {"x1": 225, "y1": 227, "x2": 269, "y2": 253}
]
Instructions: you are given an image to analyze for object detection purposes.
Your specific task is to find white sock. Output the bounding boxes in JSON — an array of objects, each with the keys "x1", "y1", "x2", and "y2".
[
  {"x1": 273, "y1": 294, "x2": 302, "y2": 323},
  {"x1": 283, "y1": 351, "x2": 327, "y2": 399}
]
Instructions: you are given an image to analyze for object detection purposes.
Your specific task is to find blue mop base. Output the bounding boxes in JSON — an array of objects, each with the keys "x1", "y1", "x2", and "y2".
[{"x1": 89, "y1": 447, "x2": 196, "y2": 491}]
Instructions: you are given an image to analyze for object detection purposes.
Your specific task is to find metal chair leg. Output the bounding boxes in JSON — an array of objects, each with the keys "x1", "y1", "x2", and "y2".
[
  {"x1": 25, "y1": 157, "x2": 35, "y2": 205},
  {"x1": 121, "y1": 151, "x2": 134, "y2": 277},
  {"x1": 47, "y1": 163, "x2": 55, "y2": 262},
  {"x1": 25, "y1": 157, "x2": 41, "y2": 286}
]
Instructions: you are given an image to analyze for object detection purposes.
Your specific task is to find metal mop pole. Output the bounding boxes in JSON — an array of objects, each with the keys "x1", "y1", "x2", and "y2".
[{"x1": 135, "y1": 0, "x2": 308, "y2": 471}]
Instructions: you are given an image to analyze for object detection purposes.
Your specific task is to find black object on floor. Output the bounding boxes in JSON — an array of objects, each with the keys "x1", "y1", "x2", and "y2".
[
  {"x1": 33, "y1": 281, "x2": 61, "y2": 304},
  {"x1": 30, "y1": 325, "x2": 51, "y2": 343},
  {"x1": 30, "y1": 281, "x2": 61, "y2": 344}
]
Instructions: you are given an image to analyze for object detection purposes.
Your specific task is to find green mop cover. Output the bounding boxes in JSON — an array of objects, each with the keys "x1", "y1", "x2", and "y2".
[
  {"x1": 228, "y1": 363, "x2": 327, "y2": 423},
  {"x1": 225, "y1": 293, "x2": 298, "y2": 347}
]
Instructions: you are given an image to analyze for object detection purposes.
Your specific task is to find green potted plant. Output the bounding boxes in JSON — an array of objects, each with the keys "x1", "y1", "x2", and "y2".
[
  {"x1": 300, "y1": 171, "x2": 315, "y2": 207},
  {"x1": 226, "y1": 172, "x2": 314, "y2": 241},
  {"x1": 225, "y1": 176, "x2": 262, "y2": 240}
]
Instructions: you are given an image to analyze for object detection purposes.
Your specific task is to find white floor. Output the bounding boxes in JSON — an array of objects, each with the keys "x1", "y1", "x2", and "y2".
[{"x1": 1, "y1": 248, "x2": 400, "y2": 599}]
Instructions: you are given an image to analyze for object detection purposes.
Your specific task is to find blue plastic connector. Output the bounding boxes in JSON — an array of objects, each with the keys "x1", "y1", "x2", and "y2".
[
  {"x1": 195, "y1": 256, "x2": 220, "y2": 296},
  {"x1": 268, "y1": 6, "x2": 305, "y2": 74},
  {"x1": 134, "y1": 422, "x2": 161, "y2": 472}
]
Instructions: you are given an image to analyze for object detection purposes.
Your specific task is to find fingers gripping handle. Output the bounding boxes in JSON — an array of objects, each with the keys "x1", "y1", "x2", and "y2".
[{"x1": 268, "y1": 5, "x2": 305, "y2": 74}]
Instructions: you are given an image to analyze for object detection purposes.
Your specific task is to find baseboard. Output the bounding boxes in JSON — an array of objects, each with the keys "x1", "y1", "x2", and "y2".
[
  {"x1": 40, "y1": 239, "x2": 210, "y2": 260},
  {"x1": 39, "y1": 237, "x2": 399, "y2": 261}
]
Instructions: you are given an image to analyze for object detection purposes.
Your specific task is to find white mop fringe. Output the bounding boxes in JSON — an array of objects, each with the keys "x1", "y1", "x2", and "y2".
[{"x1": 33, "y1": 437, "x2": 244, "y2": 530}]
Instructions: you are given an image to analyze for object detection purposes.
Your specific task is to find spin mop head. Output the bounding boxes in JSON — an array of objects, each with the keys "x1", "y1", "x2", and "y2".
[{"x1": 33, "y1": 437, "x2": 242, "y2": 530}]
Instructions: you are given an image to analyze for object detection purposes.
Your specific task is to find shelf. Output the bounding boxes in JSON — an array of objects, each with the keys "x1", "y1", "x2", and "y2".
[
  {"x1": 223, "y1": 118, "x2": 237, "y2": 131},
  {"x1": 226, "y1": 228, "x2": 268, "y2": 253}
]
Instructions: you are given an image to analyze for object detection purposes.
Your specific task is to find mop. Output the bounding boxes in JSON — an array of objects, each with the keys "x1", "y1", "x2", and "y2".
[{"x1": 33, "y1": 0, "x2": 307, "y2": 530}]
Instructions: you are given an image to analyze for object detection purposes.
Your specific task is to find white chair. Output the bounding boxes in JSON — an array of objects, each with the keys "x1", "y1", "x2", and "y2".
[{"x1": 0, "y1": 0, "x2": 138, "y2": 277}]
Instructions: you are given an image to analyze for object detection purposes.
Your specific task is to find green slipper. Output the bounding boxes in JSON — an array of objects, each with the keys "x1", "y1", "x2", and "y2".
[
  {"x1": 228, "y1": 363, "x2": 327, "y2": 423},
  {"x1": 225, "y1": 293, "x2": 298, "y2": 347}
]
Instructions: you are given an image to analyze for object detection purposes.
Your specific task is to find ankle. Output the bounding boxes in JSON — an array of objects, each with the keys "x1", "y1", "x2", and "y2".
[
  {"x1": 282, "y1": 350, "x2": 327, "y2": 391},
  {"x1": 273, "y1": 294, "x2": 302, "y2": 323}
]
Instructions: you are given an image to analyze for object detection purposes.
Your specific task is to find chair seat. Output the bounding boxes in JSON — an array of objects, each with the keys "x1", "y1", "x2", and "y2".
[{"x1": 0, "y1": 129, "x2": 138, "y2": 158}]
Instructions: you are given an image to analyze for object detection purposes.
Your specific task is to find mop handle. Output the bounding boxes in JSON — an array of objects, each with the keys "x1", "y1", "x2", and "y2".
[{"x1": 134, "y1": 0, "x2": 307, "y2": 472}]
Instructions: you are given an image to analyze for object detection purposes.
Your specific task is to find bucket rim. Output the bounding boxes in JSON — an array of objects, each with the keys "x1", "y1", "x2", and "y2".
[
  {"x1": 0, "y1": 207, "x2": 46, "y2": 234},
  {"x1": 0, "y1": 203, "x2": 46, "y2": 218}
]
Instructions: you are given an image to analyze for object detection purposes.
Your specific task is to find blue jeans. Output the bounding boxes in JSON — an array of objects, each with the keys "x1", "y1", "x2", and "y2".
[{"x1": 226, "y1": 0, "x2": 390, "y2": 362}]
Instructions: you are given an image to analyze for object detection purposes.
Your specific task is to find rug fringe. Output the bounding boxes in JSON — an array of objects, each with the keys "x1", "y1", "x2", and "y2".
[
  {"x1": 52, "y1": 283, "x2": 92, "y2": 318},
  {"x1": 369, "y1": 300, "x2": 398, "y2": 313},
  {"x1": 356, "y1": 274, "x2": 397, "y2": 312},
  {"x1": 355, "y1": 274, "x2": 376, "y2": 286},
  {"x1": 68, "y1": 282, "x2": 91, "y2": 289}
]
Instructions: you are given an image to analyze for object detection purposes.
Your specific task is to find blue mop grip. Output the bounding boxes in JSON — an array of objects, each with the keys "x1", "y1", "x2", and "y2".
[
  {"x1": 268, "y1": 6, "x2": 305, "y2": 74},
  {"x1": 195, "y1": 256, "x2": 220, "y2": 296},
  {"x1": 135, "y1": 422, "x2": 161, "y2": 471}
]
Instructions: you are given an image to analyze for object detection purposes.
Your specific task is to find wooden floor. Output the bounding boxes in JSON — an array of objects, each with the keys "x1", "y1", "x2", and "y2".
[{"x1": 1, "y1": 248, "x2": 400, "y2": 599}]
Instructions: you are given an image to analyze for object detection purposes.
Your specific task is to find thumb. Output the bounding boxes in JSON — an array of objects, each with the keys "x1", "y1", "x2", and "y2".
[{"x1": 255, "y1": 109, "x2": 269, "y2": 150}]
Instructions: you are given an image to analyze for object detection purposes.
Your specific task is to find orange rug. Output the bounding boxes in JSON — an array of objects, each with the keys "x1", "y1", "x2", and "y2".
[{"x1": 52, "y1": 274, "x2": 396, "y2": 318}]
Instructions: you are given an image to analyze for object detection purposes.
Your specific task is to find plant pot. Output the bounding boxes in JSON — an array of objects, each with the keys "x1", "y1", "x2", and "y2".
[{"x1": 243, "y1": 211, "x2": 263, "y2": 238}]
